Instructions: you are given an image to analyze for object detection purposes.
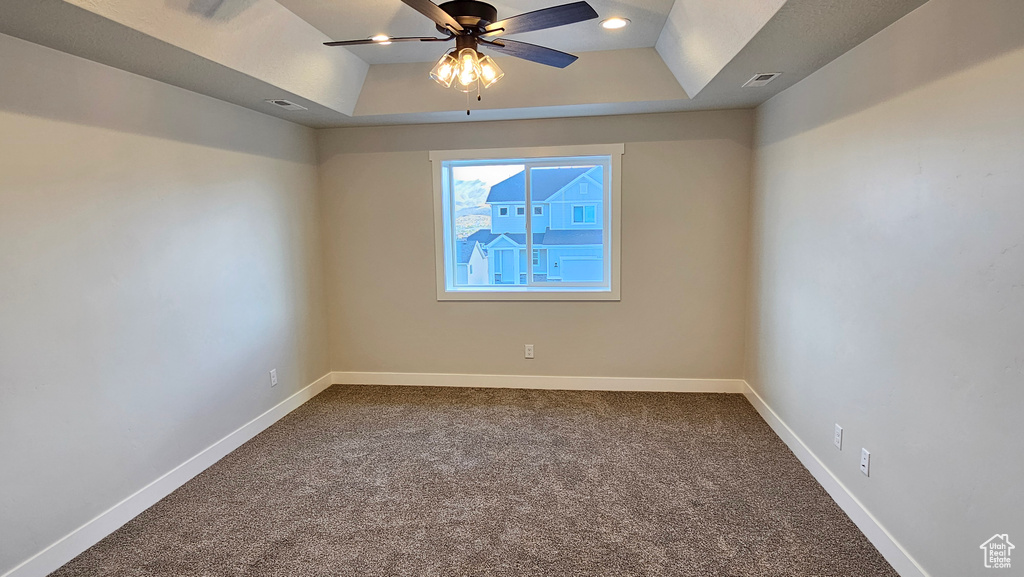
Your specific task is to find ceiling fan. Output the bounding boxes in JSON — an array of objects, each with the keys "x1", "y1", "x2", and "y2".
[{"x1": 324, "y1": 0, "x2": 599, "y2": 111}]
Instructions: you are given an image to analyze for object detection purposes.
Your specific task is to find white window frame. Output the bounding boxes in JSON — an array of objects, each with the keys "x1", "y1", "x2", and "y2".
[
  {"x1": 516, "y1": 206, "x2": 525, "y2": 216},
  {"x1": 431, "y1": 143, "x2": 623, "y2": 301},
  {"x1": 499, "y1": 206, "x2": 508, "y2": 216}
]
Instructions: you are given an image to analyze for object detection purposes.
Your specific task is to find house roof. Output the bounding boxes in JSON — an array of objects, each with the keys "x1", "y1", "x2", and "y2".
[
  {"x1": 456, "y1": 230, "x2": 502, "y2": 264},
  {"x1": 465, "y1": 229, "x2": 499, "y2": 246},
  {"x1": 486, "y1": 166, "x2": 600, "y2": 203},
  {"x1": 485, "y1": 233, "x2": 545, "y2": 248},
  {"x1": 540, "y1": 229, "x2": 604, "y2": 245},
  {"x1": 466, "y1": 229, "x2": 603, "y2": 250}
]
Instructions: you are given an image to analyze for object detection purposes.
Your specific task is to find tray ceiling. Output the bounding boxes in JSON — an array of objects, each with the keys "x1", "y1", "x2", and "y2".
[
  {"x1": 0, "y1": 0, "x2": 930, "y2": 127},
  {"x1": 277, "y1": 0, "x2": 677, "y2": 64}
]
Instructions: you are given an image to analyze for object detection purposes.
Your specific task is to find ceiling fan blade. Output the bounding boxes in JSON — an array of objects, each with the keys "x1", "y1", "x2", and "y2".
[
  {"x1": 484, "y1": 39, "x2": 578, "y2": 68},
  {"x1": 324, "y1": 36, "x2": 452, "y2": 47},
  {"x1": 400, "y1": 0, "x2": 464, "y2": 33},
  {"x1": 482, "y1": 1, "x2": 598, "y2": 37}
]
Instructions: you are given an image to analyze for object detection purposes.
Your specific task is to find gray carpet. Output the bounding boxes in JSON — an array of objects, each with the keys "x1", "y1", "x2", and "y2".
[{"x1": 51, "y1": 386, "x2": 897, "y2": 576}]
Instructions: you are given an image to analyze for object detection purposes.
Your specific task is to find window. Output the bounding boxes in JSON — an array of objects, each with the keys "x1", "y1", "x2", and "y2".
[
  {"x1": 432, "y1": 144, "x2": 622, "y2": 300},
  {"x1": 572, "y1": 205, "x2": 597, "y2": 224}
]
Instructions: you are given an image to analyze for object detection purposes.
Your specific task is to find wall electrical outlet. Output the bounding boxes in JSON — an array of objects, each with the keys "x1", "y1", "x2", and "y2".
[
  {"x1": 269, "y1": 369, "x2": 278, "y2": 387},
  {"x1": 860, "y1": 448, "x2": 871, "y2": 476},
  {"x1": 524, "y1": 344, "x2": 535, "y2": 359},
  {"x1": 834, "y1": 424, "x2": 843, "y2": 450}
]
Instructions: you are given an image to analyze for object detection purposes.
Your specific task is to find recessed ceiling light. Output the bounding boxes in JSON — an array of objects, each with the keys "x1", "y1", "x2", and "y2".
[
  {"x1": 371, "y1": 34, "x2": 392, "y2": 46},
  {"x1": 601, "y1": 17, "x2": 630, "y2": 30}
]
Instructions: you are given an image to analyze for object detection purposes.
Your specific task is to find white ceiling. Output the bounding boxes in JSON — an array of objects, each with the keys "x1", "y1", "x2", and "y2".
[
  {"x1": 0, "y1": 0, "x2": 931, "y2": 127},
  {"x1": 278, "y1": 0, "x2": 676, "y2": 64}
]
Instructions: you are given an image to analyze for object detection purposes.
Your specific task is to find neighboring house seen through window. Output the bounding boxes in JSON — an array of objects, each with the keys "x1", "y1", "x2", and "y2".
[{"x1": 432, "y1": 144, "x2": 622, "y2": 300}]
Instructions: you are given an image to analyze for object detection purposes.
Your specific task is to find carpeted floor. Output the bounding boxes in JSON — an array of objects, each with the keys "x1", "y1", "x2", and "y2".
[{"x1": 51, "y1": 385, "x2": 897, "y2": 576}]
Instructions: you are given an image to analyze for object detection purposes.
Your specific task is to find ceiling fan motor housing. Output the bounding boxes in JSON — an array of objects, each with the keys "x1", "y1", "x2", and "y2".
[{"x1": 436, "y1": 1, "x2": 498, "y2": 33}]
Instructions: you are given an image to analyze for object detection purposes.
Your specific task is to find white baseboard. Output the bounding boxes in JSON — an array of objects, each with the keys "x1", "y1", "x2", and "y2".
[
  {"x1": 331, "y1": 371, "x2": 745, "y2": 393},
  {"x1": 742, "y1": 382, "x2": 930, "y2": 577},
  {"x1": 3, "y1": 372, "x2": 334, "y2": 577}
]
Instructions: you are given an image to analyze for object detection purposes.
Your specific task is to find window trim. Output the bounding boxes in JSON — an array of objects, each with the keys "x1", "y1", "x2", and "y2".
[
  {"x1": 516, "y1": 206, "x2": 525, "y2": 216},
  {"x1": 431, "y1": 143, "x2": 623, "y2": 301}
]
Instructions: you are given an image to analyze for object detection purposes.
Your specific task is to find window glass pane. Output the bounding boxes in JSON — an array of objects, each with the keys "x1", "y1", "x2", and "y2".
[
  {"x1": 440, "y1": 155, "x2": 611, "y2": 294},
  {"x1": 531, "y1": 164, "x2": 604, "y2": 283},
  {"x1": 450, "y1": 163, "x2": 524, "y2": 286}
]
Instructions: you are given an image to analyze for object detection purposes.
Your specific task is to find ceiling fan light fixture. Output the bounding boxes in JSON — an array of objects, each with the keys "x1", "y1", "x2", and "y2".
[
  {"x1": 429, "y1": 51, "x2": 459, "y2": 88},
  {"x1": 600, "y1": 17, "x2": 630, "y2": 30},
  {"x1": 478, "y1": 54, "x2": 504, "y2": 88},
  {"x1": 327, "y1": 0, "x2": 599, "y2": 107}
]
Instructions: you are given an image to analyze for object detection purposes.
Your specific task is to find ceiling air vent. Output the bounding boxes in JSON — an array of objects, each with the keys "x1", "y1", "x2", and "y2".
[
  {"x1": 265, "y1": 99, "x2": 307, "y2": 111},
  {"x1": 743, "y1": 73, "x2": 782, "y2": 88}
]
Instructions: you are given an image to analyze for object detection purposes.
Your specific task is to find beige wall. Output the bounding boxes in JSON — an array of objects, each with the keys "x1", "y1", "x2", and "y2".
[
  {"x1": 0, "y1": 33, "x2": 328, "y2": 575},
  {"x1": 318, "y1": 110, "x2": 753, "y2": 378},
  {"x1": 747, "y1": 1, "x2": 1024, "y2": 575}
]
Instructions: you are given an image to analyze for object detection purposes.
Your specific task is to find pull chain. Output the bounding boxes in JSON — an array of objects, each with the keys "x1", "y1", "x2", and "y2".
[{"x1": 464, "y1": 81, "x2": 483, "y2": 115}]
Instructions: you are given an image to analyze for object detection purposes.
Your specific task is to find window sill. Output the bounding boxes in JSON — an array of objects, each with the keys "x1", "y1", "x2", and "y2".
[{"x1": 437, "y1": 288, "x2": 620, "y2": 302}]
